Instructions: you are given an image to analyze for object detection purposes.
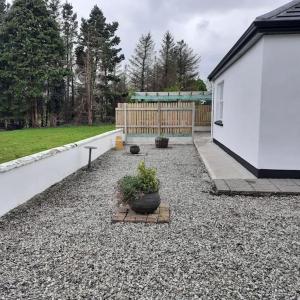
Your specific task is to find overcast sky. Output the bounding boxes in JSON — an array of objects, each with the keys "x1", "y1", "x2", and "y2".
[{"x1": 10, "y1": 0, "x2": 290, "y2": 78}]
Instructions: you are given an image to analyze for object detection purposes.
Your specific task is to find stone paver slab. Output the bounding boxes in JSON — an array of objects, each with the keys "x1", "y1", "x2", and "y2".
[
  {"x1": 246, "y1": 179, "x2": 280, "y2": 193},
  {"x1": 225, "y1": 179, "x2": 255, "y2": 193},
  {"x1": 112, "y1": 203, "x2": 170, "y2": 224},
  {"x1": 213, "y1": 179, "x2": 230, "y2": 193},
  {"x1": 292, "y1": 179, "x2": 300, "y2": 186}
]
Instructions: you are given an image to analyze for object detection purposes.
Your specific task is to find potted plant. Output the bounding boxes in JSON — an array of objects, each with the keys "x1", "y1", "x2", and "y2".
[
  {"x1": 130, "y1": 145, "x2": 140, "y2": 154},
  {"x1": 118, "y1": 161, "x2": 160, "y2": 214},
  {"x1": 155, "y1": 135, "x2": 169, "y2": 148}
]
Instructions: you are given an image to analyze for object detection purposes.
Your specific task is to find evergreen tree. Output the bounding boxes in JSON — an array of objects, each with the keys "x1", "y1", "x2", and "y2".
[
  {"x1": 76, "y1": 6, "x2": 106, "y2": 125},
  {"x1": 76, "y1": 5, "x2": 124, "y2": 124},
  {"x1": 98, "y1": 21, "x2": 124, "y2": 121},
  {"x1": 174, "y1": 40, "x2": 200, "y2": 90},
  {"x1": 158, "y1": 31, "x2": 176, "y2": 90},
  {"x1": 150, "y1": 55, "x2": 160, "y2": 92},
  {"x1": 47, "y1": 0, "x2": 61, "y2": 20},
  {"x1": 129, "y1": 33, "x2": 154, "y2": 92},
  {"x1": 186, "y1": 78, "x2": 207, "y2": 91},
  {"x1": 62, "y1": 1, "x2": 78, "y2": 121},
  {"x1": 0, "y1": 0, "x2": 65, "y2": 127},
  {"x1": 0, "y1": 0, "x2": 7, "y2": 25}
]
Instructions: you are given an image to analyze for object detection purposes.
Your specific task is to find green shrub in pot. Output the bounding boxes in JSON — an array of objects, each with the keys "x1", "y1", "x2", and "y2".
[{"x1": 118, "y1": 161, "x2": 161, "y2": 214}]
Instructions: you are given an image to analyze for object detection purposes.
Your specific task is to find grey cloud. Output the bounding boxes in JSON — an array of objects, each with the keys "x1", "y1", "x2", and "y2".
[{"x1": 7, "y1": 0, "x2": 290, "y2": 78}]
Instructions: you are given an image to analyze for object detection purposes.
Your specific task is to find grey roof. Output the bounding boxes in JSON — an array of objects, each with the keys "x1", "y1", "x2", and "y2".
[
  {"x1": 131, "y1": 91, "x2": 212, "y2": 103},
  {"x1": 208, "y1": 0, "x2": 300, "y2": 81},
  {"x1": 256, "y1": 0, "x2": 300, "y2": 21}
]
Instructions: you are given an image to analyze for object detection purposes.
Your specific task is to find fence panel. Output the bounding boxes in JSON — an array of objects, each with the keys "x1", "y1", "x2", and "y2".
[
  {"x1": 195, "y1": 104, "x2": 211, "y2": 127},
  {"x1": 116, "y1": 102, "x2": 211, "y2": 136}
]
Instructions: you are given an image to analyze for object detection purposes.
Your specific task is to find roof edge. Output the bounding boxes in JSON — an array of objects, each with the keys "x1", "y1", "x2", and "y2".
[
  {"x1": 256, "y1": 0, "x2": 300, "y2": 20},
  {"x1": 208, "y1": 1, "x2": 300, "y2": 81}
]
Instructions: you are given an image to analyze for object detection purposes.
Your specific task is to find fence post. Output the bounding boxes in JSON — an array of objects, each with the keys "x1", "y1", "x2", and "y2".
[
  {"x1": 192, "y1": 102, "x2": 195, "y2": 142},
  {"x1": 124, "y1": 103, "x2": 127, "y2": 143},
  {"x1": 158, "y1": 101, "x2": 161, "y2": 136}
]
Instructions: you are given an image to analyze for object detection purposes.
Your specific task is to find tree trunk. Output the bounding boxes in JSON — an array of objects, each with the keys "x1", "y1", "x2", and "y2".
[
  {"x1": 31, "y1": 99, "x2": 38, "y2": 128},
  {"x1": 86, "y1": 45, "x2": 93, "y2": 126},
  {"x1": 50, "y1": 113, "x2": 57, "y2": 127},
  {"x1": 71, "y1": 71, "x2": 75, "y2": 121}
]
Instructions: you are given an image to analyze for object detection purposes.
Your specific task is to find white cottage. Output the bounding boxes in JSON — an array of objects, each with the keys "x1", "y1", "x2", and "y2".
[{"x1": 208, "y1": 0, "x2": 300, "y2": 178}]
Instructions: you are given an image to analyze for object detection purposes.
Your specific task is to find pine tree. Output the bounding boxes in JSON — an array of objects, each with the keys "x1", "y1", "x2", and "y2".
[
  {"x1": 47, "y1": 0, "x2": 61, "y2": 20},
  {"x1": 129, "y1": 33, "x2": 154, "y2": 92},
  {"x1": 76, "y1": 5, "x2": 124, "y2": 124},
  {"x1": 175, "y1": 40, "x2": 200, "y2": 91},
  {"x1": 98, "y1": 21, "x2": 124, "y2": 121},
  {"x1": 158, "y1": 31, "x2": 176, "y2": 90},
  {"x1": 76, "y1": 6, "x2": 105, "y2": 125},
  {"x1": 150, "y1": 55, "x2": 160, "y2": 92},
  {"x1": 62, "y1": 1, "x2": 78, "y2": 121},
  {"x1": 0, "y1": 0, "x2": 7, "y2": 25},
  {"x1": 0, "y1": 0, "x2": 65, "y2": 127}
]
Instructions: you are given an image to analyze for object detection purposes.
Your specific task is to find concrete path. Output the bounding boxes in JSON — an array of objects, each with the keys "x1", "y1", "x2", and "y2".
[
  {"x1": 194, "y1": 132, "x2": 256, "y2": 180},
  {"x1": 194, "y1": 133, "x2": 300, "y2": 195}
]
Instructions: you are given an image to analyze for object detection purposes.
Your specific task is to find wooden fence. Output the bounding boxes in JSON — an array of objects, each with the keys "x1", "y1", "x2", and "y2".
[
  {"x1": 195, "y1": 104, "x2": 211, "y2": 127},
  {"x1": 116, "y1": 102, "x2": 211, "y2": 136}
]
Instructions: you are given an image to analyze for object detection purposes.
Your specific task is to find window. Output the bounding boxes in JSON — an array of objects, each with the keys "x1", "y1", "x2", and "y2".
[{"x1": 215, "y1": 81, "x2": 224, "y2": 125}]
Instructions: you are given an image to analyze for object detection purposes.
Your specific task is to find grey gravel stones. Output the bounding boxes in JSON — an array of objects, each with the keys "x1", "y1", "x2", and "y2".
[{"x1": 0, "y1": 145, "x2": 299, "y2": 299}]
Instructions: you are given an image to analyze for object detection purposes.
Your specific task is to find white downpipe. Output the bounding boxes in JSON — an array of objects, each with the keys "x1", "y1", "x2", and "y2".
[{"x1": 210, "y1": 81, "x2": 215, "y2": 140}]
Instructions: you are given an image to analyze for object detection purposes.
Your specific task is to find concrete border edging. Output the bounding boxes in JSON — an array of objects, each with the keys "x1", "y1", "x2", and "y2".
[
  {"x1": 0, "y1": 129, "x2": 123, "y2": 217},
  {"x1": 126, "y1": 136, "x2": 193, "y2": 145}
]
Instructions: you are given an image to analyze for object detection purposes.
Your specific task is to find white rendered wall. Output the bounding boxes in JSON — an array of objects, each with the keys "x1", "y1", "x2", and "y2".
[
  {"x1": 0, "y1": 129, "x2": 123, "y2": 217},
  {"x1": 258, "y1": 34, "x2": 300, "y2": 170},
  {"x1": 212, "y1": 39, "x2": 264, "y2": 168}
]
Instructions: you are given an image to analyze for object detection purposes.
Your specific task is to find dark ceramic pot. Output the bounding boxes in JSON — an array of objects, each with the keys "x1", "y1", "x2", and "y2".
[
  {"x1": 155, "y1": 137, "x2": 169, "y2": 148},
  {"x1": 130, "y1": 192, "x2": 161, "y2": 214},
  {"x1": 130, "y1": 145, "x2": 140, "y2": 154}
]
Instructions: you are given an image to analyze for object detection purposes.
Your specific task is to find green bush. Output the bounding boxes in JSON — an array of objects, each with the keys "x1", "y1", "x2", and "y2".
[
  {"x1": 137, "y1": 161, "x2": 159, "y2": 193},
  {"x1": 118, "y1": 161, "x2": 159, "y2": 204},
  {"x1": 118, "y1": 175, "x2": 141, "y2": 204}
]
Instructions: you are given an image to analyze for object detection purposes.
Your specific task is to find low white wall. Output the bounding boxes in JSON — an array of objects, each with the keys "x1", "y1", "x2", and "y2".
[{"x1": 0, "y1": 129, "x2": 123, "y2": 217}]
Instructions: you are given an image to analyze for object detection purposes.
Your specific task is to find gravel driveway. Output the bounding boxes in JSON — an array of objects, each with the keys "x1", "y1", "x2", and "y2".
[{"x1": 0, "y1": 145, "x2": 299, "y2": 299}]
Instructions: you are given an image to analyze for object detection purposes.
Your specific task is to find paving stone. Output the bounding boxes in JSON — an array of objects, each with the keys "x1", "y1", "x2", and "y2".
[
  {"x1": 215, "y1": 179, "x2": 300, "y2": 195},
  {"x1": 292, "y1": 179, "x2": 300, "y2": 186},
  {"x1": 225, "y1": 179, "x2": 255, "y2": 192},
  {"x1": 213, "y1": 179, "x2": 230, "y2": 193},
  {"x1": 135, "y1": 215, "x2": 148, "y2": 223},
  {"x1": 146, "y1": 214, "x2": 159, "y2": 224},
  {"x1": 270, "y1": 179, "x2": 298, "y2": 186},
  {"x1": 127, "y1": 210, "x2": 138, "y2": 216},
  {"x1": 153, "y1": 208, "x2": 159, "y2": 214},
  {"x1": 270, "y1": 184, "x2": 300, "y2": 194},
  {"x1": 111, "y1": 213, "x2": 126, "y2": 223},
  {"x1": 247, "y1": 179, "x2": 280, "y2": 193},
  {"x1": 157, "y1": 216, "x2": 170, "y2": 224},
  {"x1": 160, "y1": 202, "x2": 169, "y2": 209},
  {"x1": 112, "y1": 203, "x2": 170, "y2": 224},
  {"x1": 159, "y1": 206, "x2": 169, "y2": 213},
  {"x1": 124, "y1": 215, "x2": 136, "y2": 223},
  {"x1": 118, "y1": 206, "x2": 129, "y2": 213},
  {"x1": 159, "y1": 210, "x2": 170, "y2": 219}
]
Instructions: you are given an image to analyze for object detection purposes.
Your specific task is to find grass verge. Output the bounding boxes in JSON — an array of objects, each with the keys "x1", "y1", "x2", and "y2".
[{"x1": 0, "y1": 125, "x2": 115, "y2": 164}]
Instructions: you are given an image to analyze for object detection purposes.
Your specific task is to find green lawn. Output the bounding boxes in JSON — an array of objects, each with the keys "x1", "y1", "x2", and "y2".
[{"x1": 0, "y1": 125, "x2": 115, "y2": 164}]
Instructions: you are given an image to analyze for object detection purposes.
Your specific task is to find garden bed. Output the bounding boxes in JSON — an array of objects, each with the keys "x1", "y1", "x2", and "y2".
[{"x1": 0, "y1": 145, "x2": 299, "y2": 299}]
